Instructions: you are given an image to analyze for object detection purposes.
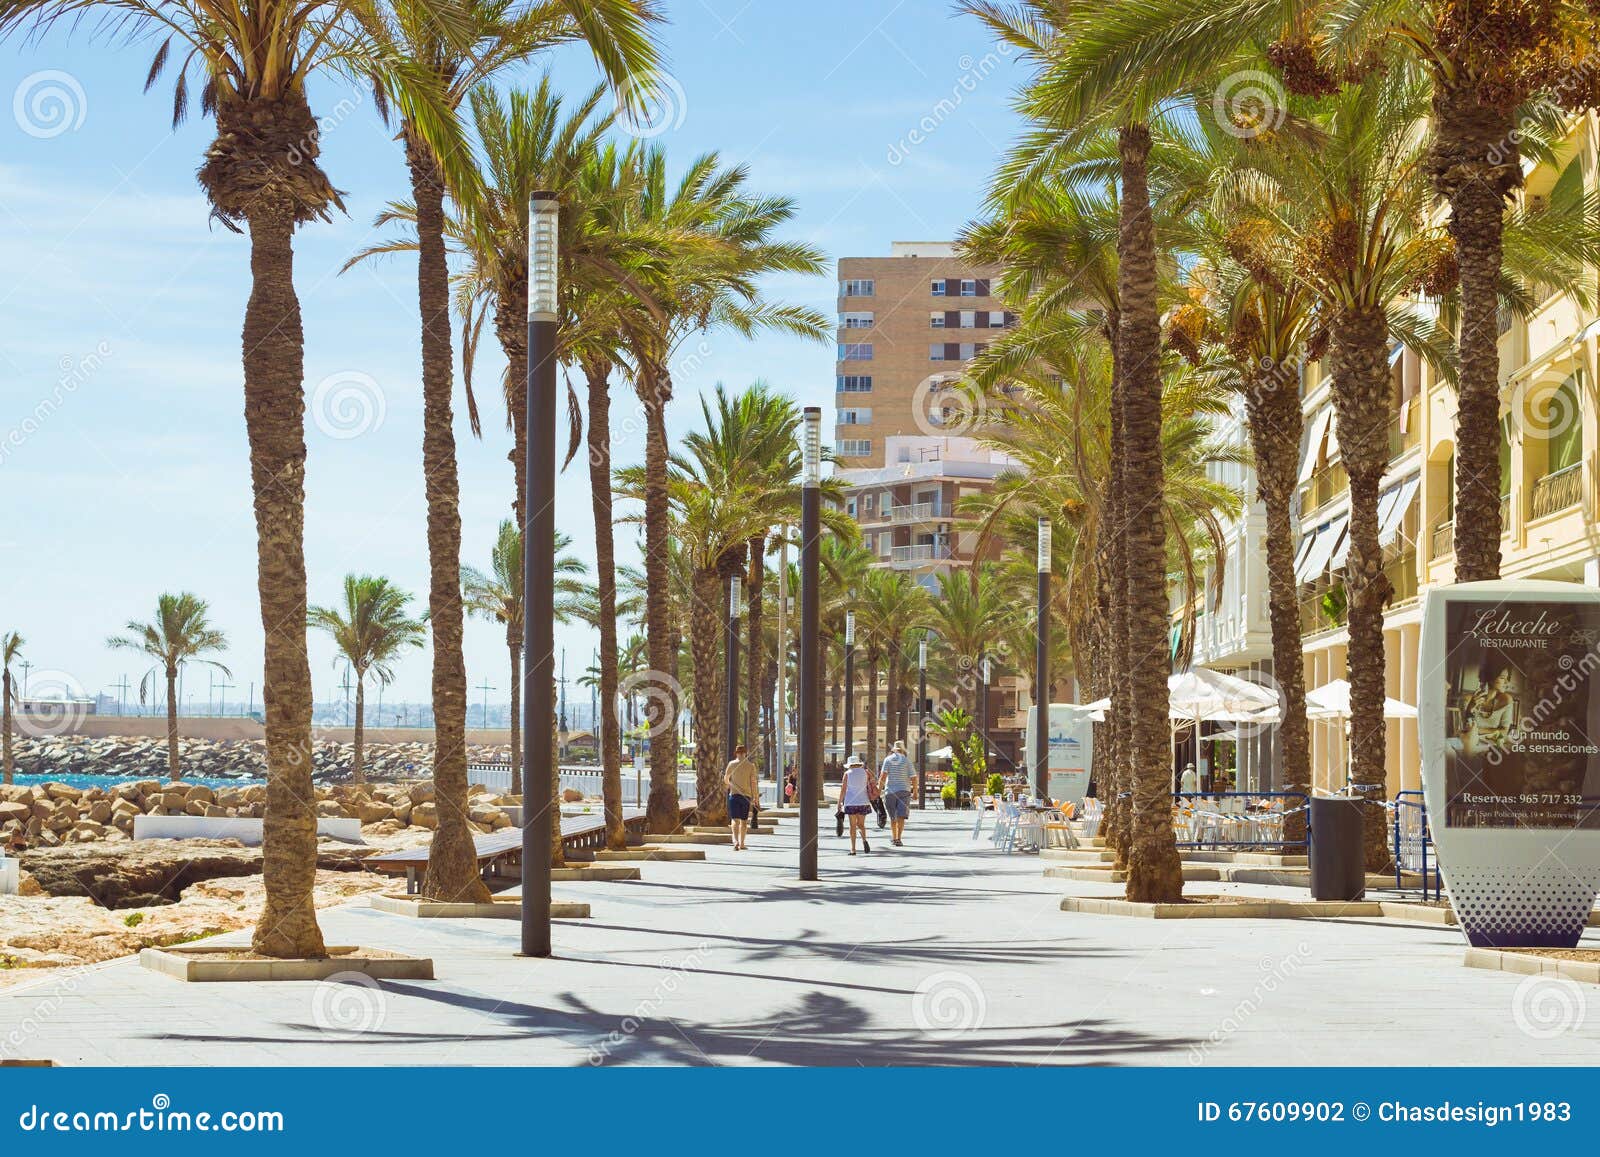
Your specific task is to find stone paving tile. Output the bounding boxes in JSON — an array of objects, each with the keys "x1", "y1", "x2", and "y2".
[{"x1": 4, "y1": 809, "x2": 1600, "y2": 1065}]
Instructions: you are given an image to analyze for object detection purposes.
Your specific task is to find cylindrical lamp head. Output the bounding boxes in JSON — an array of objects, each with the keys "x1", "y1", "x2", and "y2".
[
  {"x1": 729, "y1": 573, "x2": 742, "y2": 616},
  {"x1": 845, "y1": 611, "x2": 855, "y2": 646},
  {"x1": 981, "y1": 656, "x2": 990, "y2": 683},
  {"x1": 528, "y1": 192, "x2": 560, "y2": 320},
  {"x1": 1037, "y1": 517, "x2": 1052, "y2": 574},
  {"x1": 918, "y1": 638, "x2": 927, "y2": 669},
  {"x1": 802, "y1": 406, "x2": 821, "y2": 487}
]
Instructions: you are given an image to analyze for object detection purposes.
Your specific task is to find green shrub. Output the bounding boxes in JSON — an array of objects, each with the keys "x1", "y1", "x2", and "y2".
[
  {"x1": 941, "y1": 782, "x2": 958, "y2": 805},
  {"x1": 986, "y1": 772, "x2": 1005, "y2": 796}
]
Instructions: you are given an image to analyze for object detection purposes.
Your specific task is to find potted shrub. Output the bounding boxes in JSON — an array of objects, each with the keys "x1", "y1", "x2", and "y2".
[
  {"x1": 941, "y1": 782, "x2": 958, "y2": 810},
  {"x1": 985, "y1": 772, "x2": 1005, "y2": 797}
]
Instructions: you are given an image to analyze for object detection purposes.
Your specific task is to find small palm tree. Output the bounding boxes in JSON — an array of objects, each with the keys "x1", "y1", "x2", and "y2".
[
  {"x1": 108, "y1": 594, "x2": 229, "y2": 783},
  {"x1": 308, "y1": 577, "x2": 426, "y2": 785},
  {"x1": 461, "y1": 522, "x2": 587, "y2": 796},
  {"x1": 2, "y1": 633, "x2": 22, "y2": 785}
]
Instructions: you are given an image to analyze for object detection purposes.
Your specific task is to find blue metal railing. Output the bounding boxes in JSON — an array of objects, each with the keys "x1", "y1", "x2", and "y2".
[
  {"x1": 1171, "y1": 791, "x2": 1309, "y2": 851},
  {"x1": 1392, "y1": 789, "x2": 1441, "y2": 900}
]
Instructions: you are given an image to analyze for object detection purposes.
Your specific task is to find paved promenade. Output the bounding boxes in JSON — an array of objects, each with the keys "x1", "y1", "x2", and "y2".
[{"x1": 5, "y1": 808, "x2": 1599, "y2": 1065}]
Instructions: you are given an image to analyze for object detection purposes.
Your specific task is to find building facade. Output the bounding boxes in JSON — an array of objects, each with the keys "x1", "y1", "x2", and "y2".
[{"x1": 834, "y1": 241, "x2": 1012, "y2": 468}]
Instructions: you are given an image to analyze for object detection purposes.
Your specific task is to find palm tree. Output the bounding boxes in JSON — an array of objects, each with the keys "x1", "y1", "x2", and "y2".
[
  {"x1": 308, "y1": 576, "x2": 427, "y2": 785},
  {"x1": 622, "y1": 150, "x2": 830, "y2": 832},
  {"x1": 854, "y1": 571, "x2": 930, "y2": 772},
  {"x1": 461, "y1": 521, "x2": 587, "y2": 796},
  {"x1": 0, "y1": 0, "x2": 374, "y2": 959},
  {"x1": 1, "y1": 633, "x2": 21, "y2": 786},
  {"x1": 108, "y1": 594, "x2": 229, "y2": 784},
  {"x1": 923, "y1": 566, "x2": 1010, "y2": 712}
]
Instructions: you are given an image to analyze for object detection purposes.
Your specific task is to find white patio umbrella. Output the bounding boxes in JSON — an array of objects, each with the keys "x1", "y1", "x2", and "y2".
[
  {"x1": 926, "y1": 744, "x2": 954, "y2": 760},
  {"x1": 1304, "y1": 678, "x2": 1416, "y2": 789},
  {"x1": 1167, "y1": 669, "x2": 1281, "y2": 790}
]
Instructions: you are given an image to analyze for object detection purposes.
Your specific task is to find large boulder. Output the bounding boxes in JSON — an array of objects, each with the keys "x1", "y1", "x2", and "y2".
[
  {"x1": 408, "y1": 782, "x2": 436, "y2": 806},
  {"x1": 18, "y1": 839, "x2": 261, "y2": 909},
  {"x1": 410, "y1": 802, "x2": 438, "y2": 829},
  {"x1": 0, "y1": 801, "x2": 32, "y2": 826},
  {"x1": 356, "y1": 801, "x2": 393, "y2": 825}
]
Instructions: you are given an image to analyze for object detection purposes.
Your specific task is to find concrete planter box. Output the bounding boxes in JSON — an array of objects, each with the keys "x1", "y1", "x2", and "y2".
[
  {"x1": 370, "y1": 894, "x2": 589, "y2": 920},
  {"x1": 1061, "y1": 896, "x2": 1384, "y2": 919},
  {"x1": 1040, "y1": 847, "x2": 1115, "y2": 863},
  {"x1": 1465, "y1": 947, "x2": 1600, "y2": 985},
  {"x1": 1045, "y1": 864, "x2": 1221, "y2": 884},
  {"x1": 588, "y1": 847, "x2": 707, "y2": 862},
  {"x1": 140, "y1": 944, "x2": 433, "y2": 983},
  {"x1": 550, "y1": 865, "x2": 641, "y2": 881},
  {"x1": 645, "y1": 833, "x2": 731, "y2": 845},
  {"x1": 133, "y1": 816, "x2": 363, "y2": 846}
]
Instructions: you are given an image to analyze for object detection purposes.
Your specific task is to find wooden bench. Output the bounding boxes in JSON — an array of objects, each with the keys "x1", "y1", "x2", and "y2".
[{"x1": 366, "y1": 805, "x2": 688, "y2": 893}]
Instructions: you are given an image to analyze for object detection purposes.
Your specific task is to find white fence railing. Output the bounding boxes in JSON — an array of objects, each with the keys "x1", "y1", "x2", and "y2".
[{"x1": 467, "y1": 763, "x2": 784, "y2": 806}]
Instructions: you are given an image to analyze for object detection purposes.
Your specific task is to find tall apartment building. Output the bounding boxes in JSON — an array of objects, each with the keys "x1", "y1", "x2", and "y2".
[{"x1": 834, "y1": 241, "x2": 1013, "y2": 468}]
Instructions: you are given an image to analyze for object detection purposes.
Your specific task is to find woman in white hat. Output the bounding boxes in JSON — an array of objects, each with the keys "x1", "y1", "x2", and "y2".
[{"x1": 839, "y1": 752, "x2": 873, "y2": 855}]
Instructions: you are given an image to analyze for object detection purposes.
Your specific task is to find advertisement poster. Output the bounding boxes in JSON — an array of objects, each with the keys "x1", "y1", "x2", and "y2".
[
  {"x1": 1046, "y1": 704, "x2": 1093, "y2": 804},
  {"x1": 1443, "y1": 599, "x2": 1600, "y2": 829}
]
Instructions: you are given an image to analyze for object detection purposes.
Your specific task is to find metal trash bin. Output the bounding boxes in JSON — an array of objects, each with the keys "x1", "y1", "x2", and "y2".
[{"x1": 1309, "y1": 796, "x2": 1366, "y2": 901}]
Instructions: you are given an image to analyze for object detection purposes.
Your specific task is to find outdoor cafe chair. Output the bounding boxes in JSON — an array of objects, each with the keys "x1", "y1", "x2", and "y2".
[{"x1": 1012, "y1": 806, "x2": 1046, "y2": 853}]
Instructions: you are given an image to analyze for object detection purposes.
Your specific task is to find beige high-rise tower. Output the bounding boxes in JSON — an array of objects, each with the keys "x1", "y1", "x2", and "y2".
[{"x1": 833, "y1": 241, "x2": 1010, "y2": 468}]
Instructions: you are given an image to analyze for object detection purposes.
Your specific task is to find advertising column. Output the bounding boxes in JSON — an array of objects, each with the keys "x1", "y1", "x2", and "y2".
[{"x1": 1418, "y1": 580, "x2": 1600, "y2": 947}]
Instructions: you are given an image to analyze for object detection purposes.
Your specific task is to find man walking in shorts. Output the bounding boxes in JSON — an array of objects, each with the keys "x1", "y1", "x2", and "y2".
[{"x1": 879, "y1": 740, "x2": 916, "y2": 847}]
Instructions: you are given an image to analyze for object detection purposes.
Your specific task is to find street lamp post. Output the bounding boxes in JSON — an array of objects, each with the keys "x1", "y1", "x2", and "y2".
[
  {"x1": 1034, "y1": 517, "x2": 1052, "y2": 800},
  {"x1": 917, "y1": 636, "x2": 928, "y2": 810},
  {"x1": 520, "y1": 190, "x2": 559, "y2": 958},
  {"x1": 798, "y1": 408, "x2": 822, "y2": 881},
  {"x1": 978, "y1": 654, "x2": 990, "y2": 783},
  {"x1": 842, "y1": 610, "x2": 856, "y2": 769},
  {"x1": 723, "y1": 572, "x2": 742, "y2": 777}
]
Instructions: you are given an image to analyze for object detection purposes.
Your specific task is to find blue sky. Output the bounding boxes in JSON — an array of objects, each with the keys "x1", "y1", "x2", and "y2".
[{"x1": 0, "y1": 0, "x2": 1024, "y2": 714}]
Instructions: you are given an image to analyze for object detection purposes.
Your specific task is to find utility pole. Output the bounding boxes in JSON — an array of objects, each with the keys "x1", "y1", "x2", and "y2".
[
  {"x1": 1034, "y1": 517, "x2": 1052, "y2": 799},
  {"x1": 216, "y1": 680, "x2": 234, "y2": 717},
  {"x1": 476, "y1": 678, "x2": 497, "y2": 729},
  {"x1": 19, "y1": 660, "x2": 30, "y2": 699},
  {"x1": 775, "y1": 532, "x2": 789, "y2": 790},
  {"x1": 558, "y1": 648, "x2": 568, "y2": 733},
  {"x1": 798, "y1": 407, "x2": 821, "y2": 880}
]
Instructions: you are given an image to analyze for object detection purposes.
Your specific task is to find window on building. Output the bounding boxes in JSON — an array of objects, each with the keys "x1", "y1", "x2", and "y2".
[
  {"x1": 840, "y1": 311, "x2": 874, "y2": 329},
  {"x1": 988, "y1": 311, "x2": 1008, "y2": 328},
  {"x1": 960, "y1": 310, "x2": 976, "y2": 328},
  {"x1": 836, "y1": 438, "x2": 871, "y2": 457},
  {"x1": 838, "y1": 343, "x2": 873, "y2": 361},
  {"x1": 931, "y1": 279, "x2": 947, "y2": 296},
  {"x1": 929, "y1": 313, "x2": 946, "y2": 328},
  {"x1": 837, "y1": 375, "x2": 873, "y2": 392},
  {"x1": 929, "y1": 344, "x2": 947, "y2": 361},
  {"x1": 959, "y1": 279, "x2": 977, "y2": 297},
  {"x1": 840, "y1": 279, "x2": 875, "y2": 297},
  {"x1": 836, "y1": 407, "x2": 872, "y2": 426},
  {"x1": 1545, "y1": 373, "x2": 1582, "y2": 474}
]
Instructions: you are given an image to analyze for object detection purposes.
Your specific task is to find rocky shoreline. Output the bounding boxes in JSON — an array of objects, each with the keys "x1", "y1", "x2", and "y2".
[{"x1": 7, "y1": 734, "x2": 514, "y2": 783}]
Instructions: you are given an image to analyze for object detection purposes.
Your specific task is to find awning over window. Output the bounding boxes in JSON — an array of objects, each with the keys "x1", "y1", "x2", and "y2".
[
  {"x1": 1295, "y1": 515, "x2": 1349, "y2": 583},
  {"x1": 1377, "y1": 475, "x2": 1421, "y2": 548},
  {"x1": 1298, "y1": 407, "x2": 1334, "y2": 484}
]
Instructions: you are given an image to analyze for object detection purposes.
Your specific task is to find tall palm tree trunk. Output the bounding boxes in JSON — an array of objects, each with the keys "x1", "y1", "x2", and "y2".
[
  {"x1": 639, "y1": 371, "x2": 682, "y2": 833},
  {"x1": 745, "y1": 538, "x2": 764, "y2": 761},
  {"x1": 353, "y1": 675, "x2": 365, "y2": 785},
  {"x1": 1330, "y1": 306, "x2": 1395, "y2": 871},
  {"x1": 1102, "y1": 316, "x2": 1132, "y2": 868},
  {"x1": 584, "y1": 361, "x2": 626, "y2": 849},
  {"x1": 2, "y1": 669, "x2": 11, "y2": 785},
  {"x1": 689, "y1": 568, "x2": 727, "y2": 824},
  {"x1": 1434, "y1": 90, "x2": 1515, "y2": 583},
  {"x1": 507, "y1": 639, "x2": 522, "y2": 796},
  {"x1": 1243, "y1": 370, "x2": 1310, "y2": 842},
  {"x1": 164, "y1": 664, "x2": 181, "y2": 782},
  {"x1": 1116, "y1": 124, "x2": 1183, "y2": 903},
  {"x1": 409, "y1": 136, "x2": 490, "y2": 905},
  {"x1": 242, "y1": 205, "x2": 325, "y2": 960}
]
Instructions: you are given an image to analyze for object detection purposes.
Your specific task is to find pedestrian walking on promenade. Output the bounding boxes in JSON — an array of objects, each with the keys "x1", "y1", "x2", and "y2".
[
  {"x1": 839, "y1": 752, "x2": 872, "y2": 855},
  {"x1": 879, "y1": 739, "x2": 916, "y2": 846},
  {"x1": 724, "y1": 743, "x2": 760, "y2": 851}
]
